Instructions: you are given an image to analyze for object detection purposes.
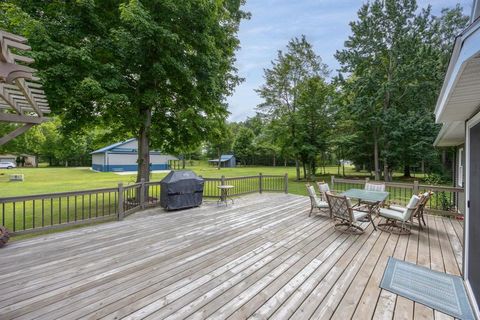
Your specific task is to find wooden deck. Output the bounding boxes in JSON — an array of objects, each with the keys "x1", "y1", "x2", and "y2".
[{"x1": 0, "y1": 193, "x2": 464, "y2": 320}]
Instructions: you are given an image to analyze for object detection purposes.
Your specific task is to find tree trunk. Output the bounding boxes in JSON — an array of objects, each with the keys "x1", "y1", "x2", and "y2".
[
  {"x1": 403, "y1": 165, "x2": 411, "y2": 178},
  {"x1": 342, "y1": 161, "x2": 345, "y2": 177},
  {"x1": 136, "y1": 107, "x2": 152, "y2": 183},
  {"x1": 217, "y1": 148, "x2": 221, "y2": 170},
  {"x1": 302, "y1": 161, "x2": 307, "y2": 180},
  {"x1": 273, "y1": 153, "x2": 276, "y2": 167},
  {"x1": 373, "y1": 132, "x2": 380, "y2": 181},
  {"x1": 421, "y1": 160, "x2": 425, "y2": 173},
  {"x1": 182, "y1": 155, "x2": 186, "y2": 169},
  {"x1": 295, "y1": 157, "x2": 300, "y2": 180},
  {"x1": 383, "y1": 161, "x2": 390, "y2": 182}
]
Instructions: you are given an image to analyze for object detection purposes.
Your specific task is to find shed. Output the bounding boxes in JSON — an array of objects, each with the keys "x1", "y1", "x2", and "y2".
[
  {"x1": 0, "y1": 154, "x2": 36, "y2": 167},
  {"x1": 91, "y1": 139, "x2": 177, "y2": 172},
  {"x1": 208, "y1": 154, "x2": 236, "y2": 168}
]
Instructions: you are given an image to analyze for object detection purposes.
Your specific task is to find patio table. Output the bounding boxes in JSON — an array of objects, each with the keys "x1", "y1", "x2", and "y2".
[
  {"x1": 341, "y1": 188, "x2": 389, "y2": 229},
  {"x1": 217, "y1": 185, "x2": 235, "y2": 206}
]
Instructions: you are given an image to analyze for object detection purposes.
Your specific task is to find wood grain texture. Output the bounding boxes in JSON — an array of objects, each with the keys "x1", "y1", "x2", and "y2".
[{"x1": 0, "y1": 193, "x2": 464, "y2": 320}]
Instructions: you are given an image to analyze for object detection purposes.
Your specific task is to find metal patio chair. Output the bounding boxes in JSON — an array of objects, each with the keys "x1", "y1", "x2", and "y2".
[
  {"x1": 378, "y1": 194, "x2": 422, "y2": 235},
  {"x1": 325, "y1": 192, "x2": 371, "y2": 234},
  {"x1": 306, "y1": 184, "x2": 329, "y2": 217}
]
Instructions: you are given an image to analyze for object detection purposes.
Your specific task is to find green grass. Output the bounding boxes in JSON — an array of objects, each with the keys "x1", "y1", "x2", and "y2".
[{"x1": 0, "y1": 162, "x2": 428, "y2": 198}]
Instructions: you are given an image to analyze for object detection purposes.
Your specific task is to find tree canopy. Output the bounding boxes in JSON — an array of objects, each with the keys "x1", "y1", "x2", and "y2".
[{"x1": 1, "y1": 0, "x2": 248, "y2": 180}]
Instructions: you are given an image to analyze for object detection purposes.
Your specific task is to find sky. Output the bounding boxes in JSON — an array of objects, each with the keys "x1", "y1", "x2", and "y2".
[{"x1": 226, "y1": 0, "x2": 473, "y2": 122}]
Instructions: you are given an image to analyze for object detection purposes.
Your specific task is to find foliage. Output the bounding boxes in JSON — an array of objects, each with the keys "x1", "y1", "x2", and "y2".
[
  {"x1": 256, "y1": 36, "x2": 329, "y2": 179},
  {"x1": 233, "y1": 127, "x2": 255, "y2": 165},
  {"x1": 334, "y1": 0, "x2": 468, "y2": 181},
  {"x1": 1, "y1": 0, "x2": 248, "y2": 181}
]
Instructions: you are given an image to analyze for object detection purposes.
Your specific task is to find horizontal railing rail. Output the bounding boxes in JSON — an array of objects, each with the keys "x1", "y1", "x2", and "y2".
[
  {"x1": 0, "y1": 173, "x2": 288, "y2": 234},
  {"x1": 330, "y1": 176, "x2": 464, "y2": 216},
  {"x1": 201, "y1": 173, "x2": 288, "y2": 198}
]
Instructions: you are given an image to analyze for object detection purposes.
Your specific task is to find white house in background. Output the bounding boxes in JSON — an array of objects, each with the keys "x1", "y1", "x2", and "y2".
[
  {"x1": 91, "y1": 139, "x2": 177, "y2": 172},
  {"x1": 434, "y1": 0, "x2": 480, "y2": 316}
]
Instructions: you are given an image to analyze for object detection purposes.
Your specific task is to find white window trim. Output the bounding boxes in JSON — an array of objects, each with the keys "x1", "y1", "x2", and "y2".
[
  {"x1": 458, "y1": 147, "x2": 464, "y2": 187},
  {"x1": 465, "y1": 111, "x2": 480, "y2": 319}
]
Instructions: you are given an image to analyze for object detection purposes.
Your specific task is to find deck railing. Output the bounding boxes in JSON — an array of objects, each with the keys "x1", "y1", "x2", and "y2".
[
  {"x1": 202, "y1": 173, "x2": 288, "y2": 198},
  {"x1": 0, "y1": 173, "x2": 288, "y2": 234},
  {"x1": 330, "y1": 176, "x2": 464, "y2": 216}
]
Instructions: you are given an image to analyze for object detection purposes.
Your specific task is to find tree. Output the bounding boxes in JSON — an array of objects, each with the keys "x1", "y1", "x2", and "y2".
[
  {"x1": 335, "y1": 0, "x2": 468, "y2": 181},
  {"x1": 233, "y1": 127, "x2": 255, "y2": 165},
  {"x1": 1, "y1": 0, "x2": 248, "y2": 182},
  {"x1": 256, "y1": 35, "x2": 328, "y2": 180},
  {"x1": 206, "y1": 121, "x2": 234, "y2": 169},
  {"x1": 295, "y1": 77, "x2": 333, "y2": 178}
]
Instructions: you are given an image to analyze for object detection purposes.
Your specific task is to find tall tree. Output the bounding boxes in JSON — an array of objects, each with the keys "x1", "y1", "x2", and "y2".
[
  {"x1": 295, "y1": 77, "x2": 333, "y2": 178},
  {"x1": 335, "y1": 0, "x2": 468, "y2": 181},
  {"x1": 233, "y1": 127, "x2": 255, "y2": 165},
  {"x1": 257, "y1": 35, "x2": 328, "y2": 180},
  {"x1": 1, "y1": 0, "x2": 248, "y2": 182}
]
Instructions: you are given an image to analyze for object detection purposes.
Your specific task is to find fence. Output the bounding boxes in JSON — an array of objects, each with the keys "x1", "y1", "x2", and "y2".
[
  {"x1": 330, "y1": 176, "x2": 464, "y2": 216},
  {"x1": 202, "y1": 173, "x2": 288, "y2": 198},
  {"x1": 0, "y1": 174, "x2": 287, "y2": 234}
]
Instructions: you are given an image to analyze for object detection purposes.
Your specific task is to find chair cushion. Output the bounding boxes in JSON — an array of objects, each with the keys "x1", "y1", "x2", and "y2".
[
  {"x1": 315, "y1": 199, "x2": 329, "y2": 208},
  {"x1": 365, "y1": 183, "x2": 386, "y2": 192},
  {"x1": 352, "y1": 210, "x2": 369, "y2": 221},
  {"x1": 406, "y1": 195, "x2": 421, "y2": 209},
  {"x1": 389, "y1": 205, "x2": 406, "y2": 212},
  {"x1": 379, "y1": 208, "x2": 405, "y2": 221}
]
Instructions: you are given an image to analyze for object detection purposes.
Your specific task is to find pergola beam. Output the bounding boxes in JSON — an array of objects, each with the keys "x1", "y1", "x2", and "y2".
[
  {"x1": 0, "y1": 123, "x2": 34, "y2": 146},
  {"x1": 0, "y1": 29, "x2": 50, "y2": 145},
  {"x1": 0, "y1": 113, "x2": 50, "y2": 124}
]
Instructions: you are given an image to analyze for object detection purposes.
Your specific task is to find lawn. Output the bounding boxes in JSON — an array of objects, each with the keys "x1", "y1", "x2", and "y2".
[{"x1": 0, "y1": 162, "x2": 427, "y2": 198}]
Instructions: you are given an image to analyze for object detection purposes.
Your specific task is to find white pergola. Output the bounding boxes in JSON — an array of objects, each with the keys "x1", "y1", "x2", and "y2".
[{"x1": 0, "y1": 30, "x2": 50, "y2": 145}]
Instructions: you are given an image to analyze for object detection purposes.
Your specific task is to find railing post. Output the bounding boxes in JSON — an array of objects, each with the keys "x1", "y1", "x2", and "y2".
[
  {"x1": 284, "y1": 173, "x2": 288, "y2": 194},
  {"x1": 413, "y1": 180, "x2": 419, "y2": 195},
  {"x1": 140, "y1": 178, "x2": 146, "y2": 209},
  {"x1": 259, "y1": 173, "x2": 263, "y2": 194},
  {"x1": 118, "y1": 183, "x2": 124, "y2": 221},
  {"x1": 331, "y1": 175, "x2": 335, "y2": 191}
]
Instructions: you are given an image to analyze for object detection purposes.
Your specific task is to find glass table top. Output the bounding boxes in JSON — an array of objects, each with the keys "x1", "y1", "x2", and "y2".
[{"x1": 341, "y1": 188, "x2": 389, "y2": 202}]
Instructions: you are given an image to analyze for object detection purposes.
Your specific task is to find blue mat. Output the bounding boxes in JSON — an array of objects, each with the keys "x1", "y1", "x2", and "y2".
[{"x1": 380, "y1": 257, "x2": 474, "y2": 320}]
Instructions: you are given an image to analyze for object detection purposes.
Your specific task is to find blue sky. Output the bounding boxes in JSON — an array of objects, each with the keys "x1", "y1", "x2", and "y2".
[{"x1": 226, "y1": 0, "x2": 473, "y2": 122}]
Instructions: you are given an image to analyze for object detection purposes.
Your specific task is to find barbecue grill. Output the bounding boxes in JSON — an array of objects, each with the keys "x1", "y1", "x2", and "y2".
[{"x1": 160, "y1": 170, "x2": 204, "y2": 210}]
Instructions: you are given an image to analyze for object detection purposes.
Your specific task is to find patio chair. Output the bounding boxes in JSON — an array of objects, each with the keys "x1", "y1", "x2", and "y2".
[
  {"x1": 378, "y1": 194, "x2": 422, "y2": 235},
  {"x1": 315, "y1": 181, "x2": 330, "y2": 201},
  {"x1": 306, "y1": 184, "x2": 329, "y2": 217},
  {"x1": 325, "y1": 192, "x2": 371, "y2": 234},
  {"x1": 361, "y1": 182, "x2": 387, "y2": 213},
  {"x1": 365, "y1": 182, "x2": 386, "y2": 192},
  {"x1": 389, "y1": 191, "x2": 432, "y2": 230}
]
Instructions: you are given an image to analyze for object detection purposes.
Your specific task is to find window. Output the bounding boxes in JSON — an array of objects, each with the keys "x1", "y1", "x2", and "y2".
[{"x1": 458, "y1": 147, "x2": 464, "y2": 187}]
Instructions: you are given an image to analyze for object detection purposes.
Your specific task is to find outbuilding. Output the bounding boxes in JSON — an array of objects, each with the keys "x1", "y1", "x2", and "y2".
[
  {"x1": 208, "y1": 154, "x2": 236, "y2": 168},
  {"x1": 91, "y1": 139, "x2": 177, "y2": 172}
]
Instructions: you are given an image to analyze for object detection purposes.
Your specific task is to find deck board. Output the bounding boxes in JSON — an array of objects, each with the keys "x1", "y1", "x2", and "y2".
[{"x1": 0, "y1": 193, "x2": 464, "y2": 320}]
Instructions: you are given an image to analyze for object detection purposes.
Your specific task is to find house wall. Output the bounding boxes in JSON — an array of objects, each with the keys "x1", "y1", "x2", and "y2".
[
  {"x1": 92, "y1": 152, "x2": 175, "y2": 172},
  {"x1": 91, "y1": 153, "x2": 105, "y2": 172},
  {"x1": 0, "y1": 155, "x2": 16, "y2": 163},
  {"x1": 120, "y1": 140, "x2": 138, "y2": 149}
]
